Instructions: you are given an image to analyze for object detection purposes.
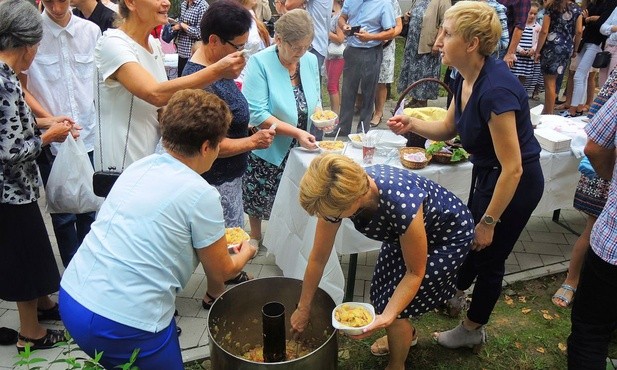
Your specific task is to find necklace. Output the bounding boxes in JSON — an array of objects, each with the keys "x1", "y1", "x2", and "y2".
[{"x1": 289, "y1": 68, "x2": 299, "y2": 80}]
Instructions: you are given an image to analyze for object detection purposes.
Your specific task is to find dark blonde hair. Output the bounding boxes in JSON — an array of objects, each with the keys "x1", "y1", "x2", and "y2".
[
  {"x1": 160, "y1": 89, "x2": 231, "y2": 156},
  {"x1": 444, "y1": 1, "x2": 501, "y2": 56},
  {"x1": 274, "y1": 8, "x2": 314, "y2": 43},
  {"x1": 299, "y1": 154, "x2": 369, "y2": 218}
]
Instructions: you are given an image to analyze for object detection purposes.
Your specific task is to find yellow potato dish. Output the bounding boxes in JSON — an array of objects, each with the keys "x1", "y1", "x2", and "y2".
[
  {"x1": 225, "y1": 227, "x2": 249, "y2": 245},
  {"x1": 311, "y1": 110, "x2": 337, "y2": 121},
  {"x1": 334, "y1": 304, "x2": 372, "y2": 327},
  {"x1": 319, "y1": 141, "x2": 345, "y2": 151}
]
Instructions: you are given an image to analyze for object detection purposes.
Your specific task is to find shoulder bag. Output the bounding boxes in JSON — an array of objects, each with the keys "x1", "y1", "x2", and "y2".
[
  {"x1": 92, "y1": 71, "x2": 134, "y2": 197},
  {"x1": 592, "y1": 50, "x2": 611, "y2": 69}
]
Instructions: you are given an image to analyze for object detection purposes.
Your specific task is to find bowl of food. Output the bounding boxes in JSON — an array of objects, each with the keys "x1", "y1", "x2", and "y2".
[
  {"x1": 399, "y1": 147, "x2": 431, "y2": 169},
  {"x1": 332, "y1": 302, "x2": 375, "y2": 335},
  {"x1": 311, "y1": 110, "x2": 338, "y2": 129},
  {"x1": 348, "y1": 133, "x2": 365, "y2": 148},
  {"x1": 225, "y1": 227, "x2": 250, "y2": 253},
  {"x1": 317, "y1": 140, "x2": 346, "y2": 154}
]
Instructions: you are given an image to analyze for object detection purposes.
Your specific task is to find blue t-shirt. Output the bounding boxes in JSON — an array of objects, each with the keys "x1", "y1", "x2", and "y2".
[
  {"x1": 61, "y1": 153, "x2": 225, "y2": 332},
  {"x1": 183, "y1": 61, "x2": 250, "y2": 185},
  {"x1": 454, "y1": 57, "x2": 541, "y2": 168}
]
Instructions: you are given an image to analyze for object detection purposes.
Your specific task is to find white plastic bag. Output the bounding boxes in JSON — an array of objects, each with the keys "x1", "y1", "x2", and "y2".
[{"x1": 46, "y1": 135, "x2": 104, "y2": 214}]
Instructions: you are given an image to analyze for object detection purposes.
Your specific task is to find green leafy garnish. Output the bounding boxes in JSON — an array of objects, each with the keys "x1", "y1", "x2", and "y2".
[
  {"x1": 426, "y1": 141, "x2": 446, "y2": 156},
  {"x1": 450, "y1": 148, "x2": 470, "y2": 162}
]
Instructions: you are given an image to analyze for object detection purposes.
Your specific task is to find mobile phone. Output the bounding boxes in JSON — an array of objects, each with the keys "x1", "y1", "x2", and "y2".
[
  {"x1": 168, "y1": 18, "x2": 178, "y2": 25},
  {"x1": 350, "y1": 25, "x2": 361, "y2": 34}
]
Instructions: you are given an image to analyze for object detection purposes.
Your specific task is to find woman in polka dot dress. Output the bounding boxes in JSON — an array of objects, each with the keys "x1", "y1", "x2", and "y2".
[{"x1": 290, "y1": 154, "x2": 474, "y2": 370}]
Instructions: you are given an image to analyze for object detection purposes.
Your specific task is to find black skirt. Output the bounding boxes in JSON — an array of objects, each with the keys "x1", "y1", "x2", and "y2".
[{"x1": 0, "y1": 201, "x2": 60, "y2": 301}]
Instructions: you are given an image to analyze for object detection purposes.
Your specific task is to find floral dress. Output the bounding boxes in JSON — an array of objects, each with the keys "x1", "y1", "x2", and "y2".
[
  {"x1": 242, "y1": 85, "x2": 308, "y2": 220},
  {"x1": 540, "y1": 3, "x2": 582, "y2": 75},
  {"x1": 358, "y1": 166, "x2": 474, "y2": 317},
  {"x1": 397, "y1": 0, "x2": 442, "y2": 100}
]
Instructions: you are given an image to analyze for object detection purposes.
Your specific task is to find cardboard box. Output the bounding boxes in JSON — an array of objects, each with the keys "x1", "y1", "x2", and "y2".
[{"x1": 534, "y1": 128, "x2": 572, "y2": 153}]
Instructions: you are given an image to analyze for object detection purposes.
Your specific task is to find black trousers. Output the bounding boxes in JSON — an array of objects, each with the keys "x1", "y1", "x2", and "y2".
[
  {"x1": 568, "y1": 249, "x2": 617, "y2": 369},
  {"x1": 338, "y1": 45, "x2": 383, "y2": 136},
  {"x1": 457, "y1": 161, "x2": 544, "y2": 325}
]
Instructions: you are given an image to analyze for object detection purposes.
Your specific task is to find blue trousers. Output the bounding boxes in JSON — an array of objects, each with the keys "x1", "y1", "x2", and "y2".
[
  {"x1": 568, "y1": 249, "x2": 617, "y2": 369},
  {"x1": 37, "y1": 150, "x2": 96, "y2": 267},
  {"x1": 457, "y1": 161, "x2": 544, "y2": 325},
  {"x1": 59, "y1": 288, "x2": 183, "y2": 370}
]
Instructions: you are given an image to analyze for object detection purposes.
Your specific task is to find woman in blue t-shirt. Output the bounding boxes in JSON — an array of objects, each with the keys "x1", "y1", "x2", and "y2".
[{"x1": 389, "y1": 1, "x2": 544, "y2": 350}]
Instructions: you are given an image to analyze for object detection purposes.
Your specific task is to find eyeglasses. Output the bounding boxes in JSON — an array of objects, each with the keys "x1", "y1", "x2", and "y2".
[
  {"x1": 285, "y1": 40, "x2": 312, "y2": 53},
  {"x1": 223, "y1": 39, "x2": 245, "y2": 51},
  {"x1": 323, "y1": 214, "x2": 343, "y2": 223}
]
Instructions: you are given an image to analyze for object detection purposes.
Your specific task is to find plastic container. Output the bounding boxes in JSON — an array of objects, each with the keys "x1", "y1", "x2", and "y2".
[{"x1": 331, "y1": 302, "x2": 375, "y2": 335}]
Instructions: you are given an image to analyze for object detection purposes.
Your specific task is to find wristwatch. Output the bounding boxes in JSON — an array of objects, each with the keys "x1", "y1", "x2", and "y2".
[{"x1": 481, "y1": 214, "x2": 499, "y2": 226}]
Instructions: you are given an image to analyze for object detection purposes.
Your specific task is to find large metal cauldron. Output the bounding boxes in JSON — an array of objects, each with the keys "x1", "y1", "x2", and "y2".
[{"x1": 207, "y1": 277, "x2": 338, "y2": 369}]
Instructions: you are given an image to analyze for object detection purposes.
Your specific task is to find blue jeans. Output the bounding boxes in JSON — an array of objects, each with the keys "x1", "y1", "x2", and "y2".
[
  {"x1": 59, "y1": 288, "x2": 183, "y2": 370},
  {"x1": 37, "y1": 149, "x2": 96, "y2": 267},
  {"x1": 568, "y1": 249, "x2": 617, "y2": 369}
]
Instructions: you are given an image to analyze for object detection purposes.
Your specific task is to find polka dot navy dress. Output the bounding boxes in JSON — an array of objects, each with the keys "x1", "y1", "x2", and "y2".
[{"x1": 354, "y1": 165, "x2": 474, "y2": 318}]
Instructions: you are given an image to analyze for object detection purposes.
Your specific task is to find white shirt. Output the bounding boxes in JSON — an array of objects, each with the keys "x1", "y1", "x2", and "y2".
[
  {"x1": 94, "y1": 29, "x2": 167, "y2": 171},
  {"x1": 61, "y1": 153, "x2": 226, "y2": 332},
  {"x1": 26, "y1": 12, "x2": 101, "y2": 154}
]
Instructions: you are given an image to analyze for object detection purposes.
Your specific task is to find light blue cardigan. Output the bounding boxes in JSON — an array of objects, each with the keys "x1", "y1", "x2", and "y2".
[{"x1": 243, "y1": 45, "x2": 321, "y2": 166}]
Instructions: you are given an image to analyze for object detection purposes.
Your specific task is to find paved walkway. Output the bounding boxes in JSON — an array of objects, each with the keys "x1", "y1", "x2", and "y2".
[{"x1": 0, "y1": 96, "x2": 587, "y2": 368}]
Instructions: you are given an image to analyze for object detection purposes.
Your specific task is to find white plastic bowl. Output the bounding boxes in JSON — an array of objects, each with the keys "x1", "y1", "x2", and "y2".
[
  {"x1": 331, "y1": 302, "x2": 375, "y2": 335},
  {"x1": 311, "y1": 111, "x2": 338, "y2": 129},
  {"x1": 348, "y1": 133, "x2": 365, "y2": 148}
]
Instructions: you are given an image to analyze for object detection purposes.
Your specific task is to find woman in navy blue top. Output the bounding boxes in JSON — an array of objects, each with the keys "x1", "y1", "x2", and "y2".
[
  {"x1": 182, "y1": 1, "x2": 275, "y2": 309},
  {"x1": 389, "y1": 1, "x2": 544, "y2": 351}
]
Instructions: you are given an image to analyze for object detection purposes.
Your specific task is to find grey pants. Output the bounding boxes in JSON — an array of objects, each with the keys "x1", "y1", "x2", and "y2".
[{"x1": 338, "y1": 45, "x2": 383, "y2": 135}]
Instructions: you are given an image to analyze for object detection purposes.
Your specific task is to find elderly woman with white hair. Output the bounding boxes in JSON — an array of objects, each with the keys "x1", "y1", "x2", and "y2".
[
  {"x1": 241, "y1": 9, "x2": 322, "y2": 251},
  {"x1": 0, "y1": 0, "x2": 78, "y2": 352}
]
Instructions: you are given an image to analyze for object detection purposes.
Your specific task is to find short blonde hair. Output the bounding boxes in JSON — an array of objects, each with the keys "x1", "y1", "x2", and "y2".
[
  {"x1": 444, "y1": 1, "x2": 501, "y2": 56},
  {"x1": 274, "y1": 8, "x2": 314, "y2": 43},
  {"x1": 299, "y1": 154, "x2": 369, "y2": 218}
]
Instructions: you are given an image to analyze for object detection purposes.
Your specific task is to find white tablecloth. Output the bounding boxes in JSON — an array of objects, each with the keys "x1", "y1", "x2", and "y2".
[{"x1": 263, "y1": 145, "x2": 581, "y2": 303}]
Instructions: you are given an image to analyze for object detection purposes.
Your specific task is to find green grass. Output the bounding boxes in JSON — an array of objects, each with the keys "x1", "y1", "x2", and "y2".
[{"x1": 189, "y1": 272, "x2": 617, "y2": 369}]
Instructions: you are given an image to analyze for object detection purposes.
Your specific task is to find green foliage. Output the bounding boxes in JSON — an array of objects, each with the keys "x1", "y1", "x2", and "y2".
[
  {"x1": 426, "y1": 141, "x2": 469, "y2": 162},
  {"x1": 14, "y1": 331, "x2": 140, "y2": 370}
]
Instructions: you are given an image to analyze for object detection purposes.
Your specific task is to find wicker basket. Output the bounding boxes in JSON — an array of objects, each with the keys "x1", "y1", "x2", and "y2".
[
  {"x1": 430, "y1": 151, "x2": 468, "y2": 164},
  {"x1": 431, "y1": 152, "x2": 454, "y2": 164},
  {"x1": 399, "y1": 147, "x2": 431, "y2": 169}
]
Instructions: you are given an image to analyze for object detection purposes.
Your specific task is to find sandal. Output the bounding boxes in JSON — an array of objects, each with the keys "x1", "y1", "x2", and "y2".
[
  {"x1": 202, "y1": 292, "x2": 218, "y2": 310},
  {"x1": 560, "y1": 110, "x2": 583, "y2": 118},
  {"x1": 225, "y1": 270, "x2": 253, "y2": 285},
  {"x1": 37, "y1": 303, "x2": 61, "y2": 321},
  {"x1": 443, "y1": 291, "x2": 468, "y2": 318},
  {"x1": 0, "y1": 327, "x2": 18, "y2": 345},
  {"x1": 433, "y1": 322, "x2": 486, "y2": 353},
  {"x1": 555, "y1": 103, "x2": 570, "y2": 111},
  {"x1": 369, "y1": 115, "x2": 383, "y2": 128},
  {"x1": 552, "y1": 283, "x2": 576, "y2": 307},
  {"x1": 370, "y1": 328, "x2": 418, "y2": 357},
  {"x1": 16, "y1": 329, "x2": 65, "y2": 352}
]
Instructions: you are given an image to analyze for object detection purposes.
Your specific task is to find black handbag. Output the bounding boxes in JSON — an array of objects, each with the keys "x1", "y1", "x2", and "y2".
[
  {"x1": 592, "y1": 51, "x2": 611, "y2": 68},
  {"x1": 92, "y1": 71, "x2": 134, "y2": 197}
]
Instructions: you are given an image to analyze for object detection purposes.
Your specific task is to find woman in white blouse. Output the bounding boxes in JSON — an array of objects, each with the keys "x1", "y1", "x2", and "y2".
[{"x1": 95, "y1": 0, "x2": 246, "y2": 172}]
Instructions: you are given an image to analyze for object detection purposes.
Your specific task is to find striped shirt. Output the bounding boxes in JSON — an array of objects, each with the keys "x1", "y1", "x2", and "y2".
[
  {"x1": 176, "y1": 0, "x2": 208, "y2": 58},
  {"x1": 586, "y1": 92, "x2": 617, "y2": 265}
]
